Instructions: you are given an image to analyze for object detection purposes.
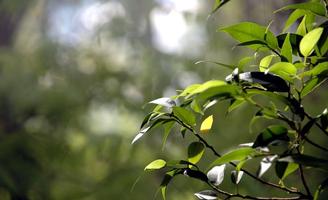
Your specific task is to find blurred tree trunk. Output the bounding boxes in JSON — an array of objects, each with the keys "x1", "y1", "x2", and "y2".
[{"x1": 0, "y1": 1, "x2": 31, "y2": 47}]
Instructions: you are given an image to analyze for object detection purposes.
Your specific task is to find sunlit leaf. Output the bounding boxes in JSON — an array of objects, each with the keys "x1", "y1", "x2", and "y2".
[
  {"x1": 259, "y1": 55, "x2": 275, "y2": 72},
  {"x1": 300, "y1": 27, "x2": 324, "y2": 57},
  {"x1": 200, "y1": 115, "x2": 213, "y2": 134},
  {"x1": 144, "y1": 159, "x2": 166, "y2": 171},
  {"x1": 210, "y1": 148, "x2": 256, "y2": 167},
  {"x1": 186, "y1": 80, "x2": 226, "y2": 97},
  {"x1": 179, "y1": 84, "x2": 201, "y2": 97},
  {"x1": 252, "y1": 125, "x2": 289, "y2": 148},
  {"x1": 188, "y1": 142, "x2": 205, "y2": 164},
  {"x1": 194, "y1": 190, "x2": 217, "y2": 200},
  {"x1": 275, "y1": 161, "x2": 298, "y2": 180},
  {"x1": 267, "y1": 62, "x2": 297, "y2": 82},
  {"x1": 221, "y1": 22, "x2": 278, "y2": 50},
  {"x1": 207, "y1": 165, "x2": 226, "y2": 186}
]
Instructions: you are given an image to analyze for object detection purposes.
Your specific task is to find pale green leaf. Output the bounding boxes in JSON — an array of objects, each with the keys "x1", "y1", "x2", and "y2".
[
  {"x1": 267, "y1": 62, "x2": 297, "y2": 82},
  {"x1": 259, "y1": 55, "x2": 275, "y2": 72},
  {"x1": 145, "y1": 159, "x2": 166, "y2": 171},
  {"x1": 300, "y1": 27, "x2": 324, "y2": 57},
  {"x1": 221, "y1": 22, "x2": 278, "y2": 49}
]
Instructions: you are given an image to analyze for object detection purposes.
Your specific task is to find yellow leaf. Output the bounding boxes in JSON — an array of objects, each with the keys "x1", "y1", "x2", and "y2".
[{"x1": 200, "y1": 115, "x2": 213, "y2": 134}]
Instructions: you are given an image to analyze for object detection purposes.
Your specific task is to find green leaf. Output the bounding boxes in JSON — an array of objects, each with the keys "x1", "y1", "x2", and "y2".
[
  {"x1": 188, "y1": 142, "x2": 205, "y2": 164},
  {"x1": 252, "y1": 125, "x2": 289, "y2": 148},
  {"x1": 238, "y1": 56, "x2": 254, "y2": 70},
  {"x1": 259, "y1": 55, "x2": 275, "y2": 72},
  {"x1": 196, "y1": 84, "x2": 240, "y2": 102},
  {"x1": 314, "y1": 177, "x2": 328, "y2": 200},
  {"x1": 301, "y1": 77, "x2": 327, "y2": 98},
  {"x1": 145, "y1": 159, "x2": 166, "y2": 171},
  {"x1": 186, "y1": 80, "x2": 226, "y2": 97},
  {"x1": 318, "y1": 21, "x2": 328, "y2": 55},
  {"x1": 296, "y1": 16, "x2": 307, "y2": 36},
  {"x1": 283, "y1": 9, "x2": 307, "y2": 32},
  {"x1": 179, "y1": 84, "x2": 201, "y2": 97},
  {"x1": 275, "y1": 161, "x2": 298, "y2": 180},
  {"x1": 209, "y1": 147, "x2": 256, "y2": 167},
  {"x1": 302, "y1": 62, "x2": 328, "y2": 77},
  {"x1": 160, "y1": 170, "x2": 181, "y2": 200},
  {"x1": 300, "y1": 27, "x2": 324, "y2": 57},
  {"x1": 277, "y1": 33, "x2": 303, "y2": 55},
  {"x1": 173, "y1": 106, "x2": 196, "y2": 126},
  {"x1": 267, "y1": 62, "x2": 297, "y2": 82},
  {"x1": 162, "y1": 121, "x2": 175, "y2": 150},
  {"x1": 276, "y1": 2, "x2": 326, "y2": 16},
  {"x1": 191, "y1": 99, "x2": 203, "y2": 115},
  {"x1": 278, "y1": 154, "x2": 328, "y2": 171},
  {"x1": 221, "y1": 22, "x2": 278, "y2": 50},
  {"x1": 281, "y1": 33, "x2": 293, "y2": 62},
  {"x1": 228, "y1": 99, "x2": 246, "y2": 113}
]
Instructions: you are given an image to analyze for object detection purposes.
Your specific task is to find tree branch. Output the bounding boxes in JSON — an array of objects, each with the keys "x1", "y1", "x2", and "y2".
[
  {"x1": 297, "y1": 148, "x2": 312, "y2": 198},
  {"x1": 171, "y1": 115, "x2": 305, "y2": 196},
  {"x1": 304, "y1": 136, "x2": 328, "y2": 152}
]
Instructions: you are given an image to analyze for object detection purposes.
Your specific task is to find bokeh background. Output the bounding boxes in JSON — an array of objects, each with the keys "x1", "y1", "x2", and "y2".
[{"x1": 0, "y1": 0, "x2": 327, "y2": 200}]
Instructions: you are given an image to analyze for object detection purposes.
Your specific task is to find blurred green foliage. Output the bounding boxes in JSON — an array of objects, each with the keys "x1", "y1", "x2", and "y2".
[{"x1": 1, "y1": 0, "x2": 324, "y2": 200}]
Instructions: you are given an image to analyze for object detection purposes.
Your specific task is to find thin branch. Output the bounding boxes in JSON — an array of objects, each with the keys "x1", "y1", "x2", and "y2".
[
  {"x1": 208, "y1": 182, "x2": 305, "y2": 200},
  {"x1": 297, "y1": 148, "x2": 312, "y2": 198},
  {"x1": 304, "y1": 136, "x2": 328, "y2": 152},
  {"x1": 171, "y1": 115, "x2": 305, "y2": 196}
]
